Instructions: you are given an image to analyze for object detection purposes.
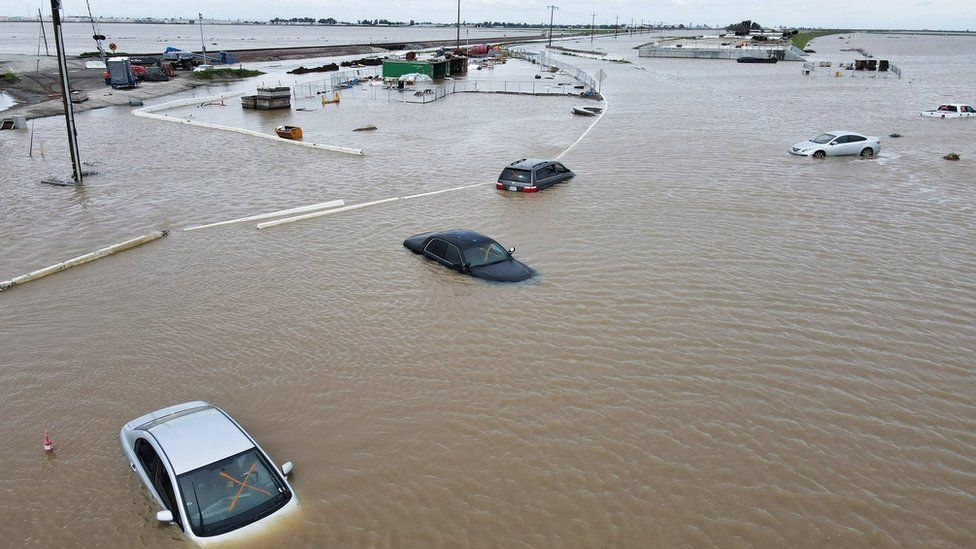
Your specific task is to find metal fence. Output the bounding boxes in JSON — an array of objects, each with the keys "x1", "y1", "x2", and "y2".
[
  {"x1": 353, "y1": 78, "x2": 589, "y2": 104},
  {"x1": 509, "y1": 49, "x2": 597, "y2": 92},
  {"x1": 292, "y1": 67, "x2": 382, "y2": 98},
  {"x1": 291, "y1": 52, "x2": 598, "y2": 102}
]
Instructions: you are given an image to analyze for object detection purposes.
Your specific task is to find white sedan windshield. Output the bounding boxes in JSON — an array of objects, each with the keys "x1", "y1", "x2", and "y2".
[
  {"x1": 177, "y1": 448, "x2": 289, "y2": 537},
  {"x1": 810, "y1": 134, "x2": 835, "y2": 144}
]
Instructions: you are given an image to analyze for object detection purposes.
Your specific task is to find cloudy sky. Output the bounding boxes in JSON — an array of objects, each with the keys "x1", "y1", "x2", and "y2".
[{"x1": 3, "y1": 0, "x2": 974, "y2": 30}]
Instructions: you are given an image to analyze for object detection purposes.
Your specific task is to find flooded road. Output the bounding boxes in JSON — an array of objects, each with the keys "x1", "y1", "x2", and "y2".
[{"x1": 1, "y1": 32, "x2": 974, "y2": 546}]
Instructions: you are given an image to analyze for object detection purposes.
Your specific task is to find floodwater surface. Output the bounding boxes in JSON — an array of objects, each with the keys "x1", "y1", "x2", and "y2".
[{"x1": 0, "y1": 32, "x2": 974, "y2": 547}]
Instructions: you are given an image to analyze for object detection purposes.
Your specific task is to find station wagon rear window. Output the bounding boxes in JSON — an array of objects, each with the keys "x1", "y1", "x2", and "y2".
[
  {"x1": 500, "y1": 168, "x2": 531, "y2": 182},
  {"x1": 177, "y1": 448, "x2": 291, "y2": 537}
]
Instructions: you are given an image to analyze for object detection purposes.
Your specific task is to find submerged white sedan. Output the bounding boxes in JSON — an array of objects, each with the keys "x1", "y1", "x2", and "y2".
[
  {"x1": 789, "y1": 131, "x2": 881, "y2": 158},
  {"x1": 120, "y1": 401, "x2": 297, "y2": 544}
]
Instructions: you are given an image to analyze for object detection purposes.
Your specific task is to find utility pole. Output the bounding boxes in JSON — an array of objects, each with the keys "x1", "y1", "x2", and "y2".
[
  {"x1": 590, "y1": 12, "x2": 595, "y2": 49},
  {"x1": 546, "y1": 5, "x2": 558, "y2": 47},
  {"x1": 615, "y1": 15, "x2": 619, "y2": 38},
  {"x1": 456, "y1": 0, "x2": 461, "y2": 50},
  {"x1": 630, "y1": 18, "x2": 634, "y2": 35},
  {"x1": 198, "y1": 13, "x2": 207, "y2": 64},
  {"x1": 49, "y1": 0, "x2": 82, "y2": 184}
]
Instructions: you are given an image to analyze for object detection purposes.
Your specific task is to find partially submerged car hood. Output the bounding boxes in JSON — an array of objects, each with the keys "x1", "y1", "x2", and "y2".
[
  {"x1": 469, "y1": 259, "x2": 536, "y2": 282},
  {"x1": 792, "y1": 140, "x2": 819, "y2": 150}
]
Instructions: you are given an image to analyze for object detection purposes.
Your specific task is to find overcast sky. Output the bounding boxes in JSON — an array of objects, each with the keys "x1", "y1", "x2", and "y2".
[{"x1": 3, "y1": 0, "x2": 974, "y2": 31}]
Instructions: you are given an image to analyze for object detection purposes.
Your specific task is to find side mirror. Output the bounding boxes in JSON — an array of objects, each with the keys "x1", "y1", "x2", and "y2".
[
  {"x1": 829, "y1": 141, "x2": 838, "y2": 146},
  {"x1": 281, "y1": 461, "x2": 294, "y2": 476},
  {"x1": 508, "y1": 247, "x2": 516, "y2": 255},
  {"x1": 156, "y1": 510, "x2": 174, "y2": 523}
]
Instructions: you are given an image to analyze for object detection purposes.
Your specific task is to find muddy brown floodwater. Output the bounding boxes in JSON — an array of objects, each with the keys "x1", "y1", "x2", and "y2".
[{"x1": 0, "y1": 32, "x2": 974, "y2": 547}]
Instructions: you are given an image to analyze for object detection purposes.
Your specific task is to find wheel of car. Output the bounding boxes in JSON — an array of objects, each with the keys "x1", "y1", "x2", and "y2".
[
  {"x1": 812, "y1": 150, "x2": 826, "y2": 159},
  {"x1": 860, "y1": 147, "x2": 874, "y2": 157}
]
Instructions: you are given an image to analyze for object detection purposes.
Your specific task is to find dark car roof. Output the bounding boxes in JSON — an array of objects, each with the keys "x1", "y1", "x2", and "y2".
[
  {"x1": 426, "y1": 230, "x2": 496, "y2": 247},
  {"x1": 507, "y1": 159, "x2": 554, "y2": 170}
]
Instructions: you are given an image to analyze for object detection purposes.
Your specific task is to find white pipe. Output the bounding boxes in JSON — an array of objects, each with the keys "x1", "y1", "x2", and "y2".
[
  {"x1": 135, "y1": 91, "x2": 247, "y2": 113},
  {"x1": 184, "y1": 199, "x2": 344, "y2": 231},
  {"x1": 0, "y1": 230, "x2": 168, "y2": 292},
  {"x1": 400, "y1": 183, "x2": 483, "y2": 200},
  {"x1": 133, "y1": 92, "x2": 365, "y2": 156},
  {"x1": 257, "y1": 197, "x2": 401, "y2": 229}
]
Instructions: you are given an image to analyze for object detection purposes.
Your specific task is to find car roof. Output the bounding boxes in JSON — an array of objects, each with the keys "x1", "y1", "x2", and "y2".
[
  {"x1": 506, "y1": 158, "x2": 553, "y2": 170},
  {"x1": 429, "y1": 230, "x2": 497, "y2": 247},
  {"x1": 143, "y1": 406, "x2": 255, "y2": 475},
  {"x1": 824, "y1": 130, "x2": 865, "y2": 136}
]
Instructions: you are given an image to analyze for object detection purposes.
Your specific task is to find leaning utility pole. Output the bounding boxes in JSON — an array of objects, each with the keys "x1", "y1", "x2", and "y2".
[
  {"x1": 49, "y1": 0, "x2": 82, "y2": 184},
  {"x1": 546, "y1": 5, "x2": 558, "y2": 47},
  {"x1": 37, "y1": 9, "x2": 50, "y2": 56},
  {"x1": 198, "y1": 13, "x2": 207, "y2": 64}
]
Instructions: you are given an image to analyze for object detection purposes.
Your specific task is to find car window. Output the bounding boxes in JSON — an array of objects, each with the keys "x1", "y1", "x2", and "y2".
[
  {"x1": 463, "y1": 242, "x2": 509, "y2": 267},
  {"x1": 177, "y1": 448, "x2": 290, "y2": 538},
  {"x1": 833, "y1": 135, "x2": 849, "y2": 144},
  {"x1": 136, "y1": 438, "x2": 183, "y2": 529},
  {"x1": 947, "y1": 105, "x2": 958, "y2": 112},
  {"x1": 846, "y1": 135, "x2": 866, "y2": 142},
  {"x1": 536, "y1": 165, "x2": 557, "y2": 180},
  {"x1": 444, "y1": 244, "x2": 462, "y2": 266},
  {"x1": 811, "y1": 134, "x2": 835, "y2": 144},
  {"x1": 554, "y1": 163, "x2": 568, "y2": 173},
  {"x1": 500, "y1": 168, "x2": 530, "y2": 182},
  {"x1": 424, "y1": 239, "x2": 448, "y2": 260}
]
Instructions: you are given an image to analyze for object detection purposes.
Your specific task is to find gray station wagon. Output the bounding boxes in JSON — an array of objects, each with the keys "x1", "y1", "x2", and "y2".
[{"x1": 496, "y1": 159, "x2": 574, "y2": 193}]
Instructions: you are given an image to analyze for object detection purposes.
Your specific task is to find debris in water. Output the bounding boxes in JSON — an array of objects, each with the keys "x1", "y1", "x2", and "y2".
[
  {"x1": 889, "y1": 133, "x2": 902, "y2": 138},
  {"x1": 43, "y1": 430, "x2": 53, "y2": 453},
  {"x1": 943, "y1": 152, "x2": 960, "y2": 161},
  {"x1": 354, "y1": 124, "x2": 377, "y2": 132}
]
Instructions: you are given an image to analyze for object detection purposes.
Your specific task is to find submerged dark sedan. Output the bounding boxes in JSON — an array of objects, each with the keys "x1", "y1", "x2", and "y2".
[{"x1": 403, "y1": 230, "x2": 536, "y2": 282}]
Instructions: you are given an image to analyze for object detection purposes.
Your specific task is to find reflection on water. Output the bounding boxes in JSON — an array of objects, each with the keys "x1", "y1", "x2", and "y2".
[{"x1": 0, "y1": 32, "x2": 974, "y2": 547}]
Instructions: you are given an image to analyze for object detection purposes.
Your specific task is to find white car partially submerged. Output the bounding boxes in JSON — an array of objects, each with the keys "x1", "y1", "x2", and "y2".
[
  {"x1": 789, "y1": 131, "x2": 881, "y2": 158},
  {"x1": 120, "y1": 401, "x2": 297, "y2": 544},
  {"x1": 920, "y1": 104, "x2": 976, "y2": 118}
]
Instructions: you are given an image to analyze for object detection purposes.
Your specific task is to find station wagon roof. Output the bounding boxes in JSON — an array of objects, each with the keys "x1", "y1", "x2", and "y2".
[
  {"x1": 508, "y1": 159, "x2": 552, "y2": 169},
  {"x1": 143, "y1": 406, "x2": 255, "y2": 475}
]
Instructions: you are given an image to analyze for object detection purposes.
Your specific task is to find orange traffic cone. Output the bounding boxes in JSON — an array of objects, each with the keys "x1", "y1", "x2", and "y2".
[{"x1": 43, "y1": 430, "x2": 53, "y2": 453}]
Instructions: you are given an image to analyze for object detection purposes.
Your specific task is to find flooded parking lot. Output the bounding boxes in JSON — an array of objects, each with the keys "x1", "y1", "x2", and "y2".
[{"x1": 1, "y1": 32, "x2": 974, "y2": 546}]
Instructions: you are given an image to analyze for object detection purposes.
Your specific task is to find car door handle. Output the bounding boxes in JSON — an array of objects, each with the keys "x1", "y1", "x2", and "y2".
[{"x1": 130, "y1": 462, "x2": 137, "y2": 471}]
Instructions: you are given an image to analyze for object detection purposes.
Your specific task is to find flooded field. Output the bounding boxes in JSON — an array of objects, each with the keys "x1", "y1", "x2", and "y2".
[
  {"x1": 1, "y1": 32, "x2": 974, "y2": 546},
  {"x1": 0, "y1": 21, "x2": 541, "y2": 56}
]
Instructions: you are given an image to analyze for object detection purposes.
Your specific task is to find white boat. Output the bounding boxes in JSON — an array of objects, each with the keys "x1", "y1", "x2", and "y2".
[
  {"x1": 920, "y1": 104, "x2": 975, "y2": 118},
  {"x1": 572, "y1": 105, "x2": 603, "y2": 116}
]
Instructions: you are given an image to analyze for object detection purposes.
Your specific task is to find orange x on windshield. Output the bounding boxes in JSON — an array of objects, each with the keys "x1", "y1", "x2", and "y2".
[{"x1": 221, "y1": 463, "x2": 271, "y2": 511}]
